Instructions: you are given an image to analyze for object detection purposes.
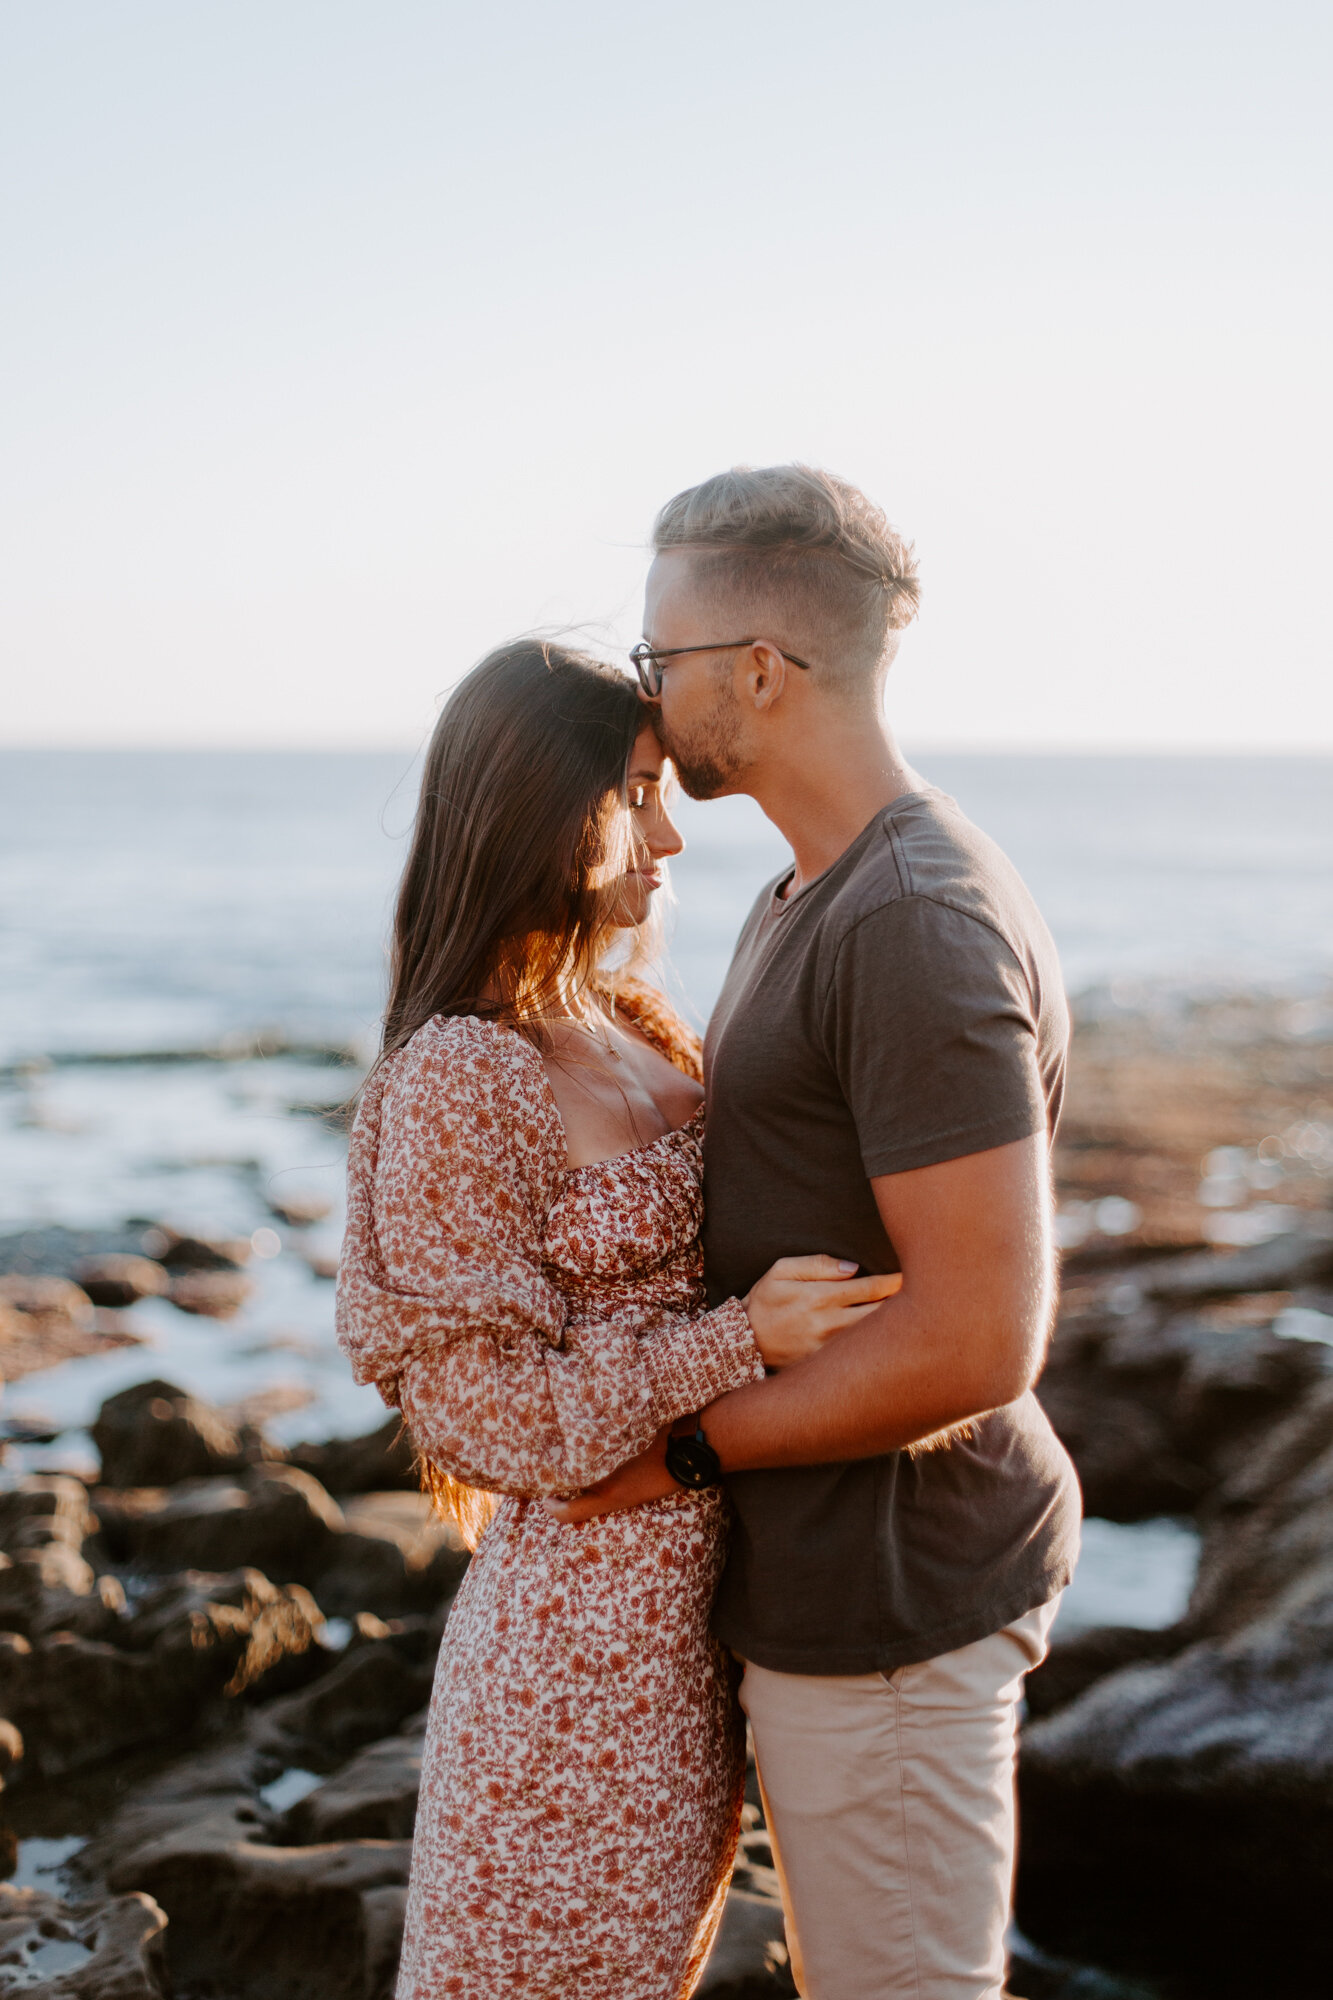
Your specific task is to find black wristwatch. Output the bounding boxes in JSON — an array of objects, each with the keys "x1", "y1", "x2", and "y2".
[{"x1": 665, "y1": 1417, "x2": 722, "y2": 1491}]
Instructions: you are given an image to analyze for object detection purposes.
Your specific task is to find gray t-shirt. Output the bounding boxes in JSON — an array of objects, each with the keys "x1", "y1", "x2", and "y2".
[{"x1": 703, "y1": 788, "x2": 1080, "y2": 1674}]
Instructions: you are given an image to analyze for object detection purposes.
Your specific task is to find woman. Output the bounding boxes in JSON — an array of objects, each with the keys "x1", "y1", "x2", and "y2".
[{"x1": 336, "y1": 641, "x2": 894, "y2": 2000}]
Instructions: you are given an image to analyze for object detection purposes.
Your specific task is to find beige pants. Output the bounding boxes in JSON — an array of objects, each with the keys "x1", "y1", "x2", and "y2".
[{"x1": 738, "y1": 1597, "x2": 1060, "y2": 2000}]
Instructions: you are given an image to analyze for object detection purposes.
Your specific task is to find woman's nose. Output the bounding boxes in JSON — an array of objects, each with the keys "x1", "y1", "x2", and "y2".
[{"x1": 648, "y1": 808, "x2": 685, "y2": 860}]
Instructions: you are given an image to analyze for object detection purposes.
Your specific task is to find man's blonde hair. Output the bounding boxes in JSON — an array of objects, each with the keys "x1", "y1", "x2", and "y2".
[{"x1": 652, "y1": 464, "x2": 920, "y2": 686}]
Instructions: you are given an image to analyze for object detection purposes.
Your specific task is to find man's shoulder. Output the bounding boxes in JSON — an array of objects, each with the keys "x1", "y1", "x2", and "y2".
[{"x1": 824, "y1": 791, "x2": 1033, "y2": 935}]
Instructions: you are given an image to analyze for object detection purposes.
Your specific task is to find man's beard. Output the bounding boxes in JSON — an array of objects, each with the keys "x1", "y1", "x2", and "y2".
[{"x1": 653, "y1": 683, "x2": 744, "y2": 800}]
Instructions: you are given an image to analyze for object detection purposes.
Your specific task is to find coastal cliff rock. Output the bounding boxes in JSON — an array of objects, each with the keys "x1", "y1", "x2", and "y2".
[
  {"x1": 1020, "y1": 1337, "x2": 1333, "y2": 1987},
  {"x1": 94, "y1": 1467, "x2": 467, "y2": 1620},
  {"x1": 0, "y1": 1883, "x2": 169, "y2": 1999},
  {"x1": 0, "y1": 1565, "x2": 328, "y2": 1777}
]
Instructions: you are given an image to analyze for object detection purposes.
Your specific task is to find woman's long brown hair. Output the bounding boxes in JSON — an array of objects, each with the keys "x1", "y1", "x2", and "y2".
[{"x1": 380, "y1": 639, "x2": 647, "y2": 1546}]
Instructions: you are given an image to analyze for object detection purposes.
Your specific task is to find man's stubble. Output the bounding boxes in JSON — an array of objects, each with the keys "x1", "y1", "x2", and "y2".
[{"x1": 651, "y1": 675, "x2": 746, "y2": 801}]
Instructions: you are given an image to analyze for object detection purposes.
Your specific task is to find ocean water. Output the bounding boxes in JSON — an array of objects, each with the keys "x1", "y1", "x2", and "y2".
[
  {"x1": 3, "y1": 749, "x2": 1332, "y2": 1065},
  {"x1": 2, "y1": 748, "x2": 1329, "y2": 1623}
]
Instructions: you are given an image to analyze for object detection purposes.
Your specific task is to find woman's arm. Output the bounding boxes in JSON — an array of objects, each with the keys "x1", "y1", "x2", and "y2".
[{"x1": 336, "y1": 1018, "x2": 765, "y2": 1499}]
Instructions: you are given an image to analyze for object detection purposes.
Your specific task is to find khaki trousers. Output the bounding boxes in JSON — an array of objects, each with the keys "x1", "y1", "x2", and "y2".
[{"x1": 738, "y1": 1597, "x2": 1060, "y2": 2000}]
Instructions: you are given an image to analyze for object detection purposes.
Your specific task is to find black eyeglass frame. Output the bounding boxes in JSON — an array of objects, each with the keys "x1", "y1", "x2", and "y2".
[{"x1": 628, "y1": 639, "x2": 812, "y2": 698}]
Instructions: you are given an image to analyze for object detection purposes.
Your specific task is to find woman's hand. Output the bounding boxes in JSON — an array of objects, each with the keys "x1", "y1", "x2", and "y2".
[{"x1": 745, "y1": 1255, "x2": 903, "y2": 1369}]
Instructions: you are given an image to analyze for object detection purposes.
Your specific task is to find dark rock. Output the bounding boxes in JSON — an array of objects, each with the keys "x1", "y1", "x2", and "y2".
[
  {"x1": 73, "y1": 1255, "x2": 169, "y2": 1309},
  {"x1": 92, "y1": 1379, "x2": 256, "y2": 1487},
  {"x1": 96, "y1": 1467, "x2": 345, "y2": 1579},
  {"x1": 0, "y1": 1568, "x2": 327, "y2": 1776},
  {"x1": 0, "y1": 1882, "x2": 169, "y2": 1999},
  {"x1": 0, "y1": 1275, "x2": 93, "y2": 1324},
  {"x1": 1007, "y1": 1933, "x2": 1160, "y2": 1998},
  {"x1": 1017, "y1": 1379, "x2": 1333, "y2": 1987},
  {"x1": 97, "y1": 1471, "x2": 467, "y2": 1617},
  {"x1": 286, "y1": 1730, "x2": 422, "y2": 1843},
  {"x1": 698, "y1": 1886, "x2": 794, "y2": 1997},
  {"x1": 0, "y1": 1718, "x2": 22, "y2": 1787},
  {"x1": 166, "y1": 1268, "x2": 253, "y2": 1317},
  {"x1": 155, "y1": 1232, "x2": 248, "y2": 1272},
  {"x1": 0, "y1": 1557, "x2": 125, "y2": 1642},
  {"x1": 87, "y1": 1729, "x2": 411, "y2": 2000},
  {"x1": 1025, "y1": 1626, "x2": 1185, "y2": 1722},
  {"x1": 1143, "y1": 1226, "x2": 1333, "y2": 1302},
  {"x1": 316, "y1": 1494, "x2": 469, "y2": 1618},
  {"x1": 256, "y1": 1636, "x2": 437, "y2": 1763},
  {"x1": 267, "y1": 1193, "x2": 332, "y2": 1228},
  {"x1": 121, "y1": 1833, "x2": 411, "y2": 2000},
  {"x1": 0, "y1": 1477, "x2": 97, "y2": 1598},
  {"x1": 287, "y1": 1417, "x2": 418, "y2": 1495},
  {"x1": 1036, "y1": 1304, "x2": 1325, "y2": 1521}
]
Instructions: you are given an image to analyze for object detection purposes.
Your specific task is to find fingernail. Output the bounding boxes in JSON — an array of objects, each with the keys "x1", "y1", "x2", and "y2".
[{"x1": 837, "y1": 1259, "x2": 857, "y2": 1274}]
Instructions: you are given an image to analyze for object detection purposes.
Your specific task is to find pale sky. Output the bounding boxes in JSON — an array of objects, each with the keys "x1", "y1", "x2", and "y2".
[{"x1": 3, "y1": 1, "x2": 1330, "y2": 750}]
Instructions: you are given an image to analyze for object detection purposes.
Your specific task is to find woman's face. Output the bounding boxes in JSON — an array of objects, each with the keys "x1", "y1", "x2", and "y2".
[{"x1": 613, "y1": 722, "x2": 685, "y2": 927}]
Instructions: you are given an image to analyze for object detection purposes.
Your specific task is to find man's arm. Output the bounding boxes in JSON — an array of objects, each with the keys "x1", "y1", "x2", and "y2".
[
  {"x1": 705, "y1": 1129, "x2": 1054, "y2": 1470},
  {"x1": 545, "y1": 1130, "x2": 1055, "y2": 1521}
]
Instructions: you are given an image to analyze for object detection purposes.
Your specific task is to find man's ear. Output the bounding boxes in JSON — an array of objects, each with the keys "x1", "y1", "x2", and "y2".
[{"x1": 739, "y1": 641, "x2": 791, "y2": 712}]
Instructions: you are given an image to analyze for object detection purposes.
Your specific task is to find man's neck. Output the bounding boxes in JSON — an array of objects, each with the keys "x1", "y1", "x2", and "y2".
[{"x1": 746, "y1": 714, "x2": 925, "y2": 897}]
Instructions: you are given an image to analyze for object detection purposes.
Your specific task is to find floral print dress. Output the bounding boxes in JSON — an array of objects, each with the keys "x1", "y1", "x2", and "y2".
[{"x1": 337, "y1": 990, "x2": 766, "y2": 2000}]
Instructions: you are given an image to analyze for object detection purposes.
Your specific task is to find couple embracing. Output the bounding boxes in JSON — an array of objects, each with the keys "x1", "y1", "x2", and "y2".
[{"x1": 336, "y1": 464, "x2": 1080, "y2": 2000}]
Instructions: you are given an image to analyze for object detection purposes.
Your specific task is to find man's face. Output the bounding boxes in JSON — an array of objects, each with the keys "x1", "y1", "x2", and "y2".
[{"x1": 640, "y1": 552, "x2": 746, "y2": 800}]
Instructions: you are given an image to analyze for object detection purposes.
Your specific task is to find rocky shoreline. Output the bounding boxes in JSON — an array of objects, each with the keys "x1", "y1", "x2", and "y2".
[{"x1": 0, "y1": 988, "x2": 1329, "y2": 1997}]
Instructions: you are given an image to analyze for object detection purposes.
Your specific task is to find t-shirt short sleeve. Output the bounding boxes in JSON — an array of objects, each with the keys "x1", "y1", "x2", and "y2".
[{"x1": 821, "y1": 896, "x2": 1049, "y2": 1180}]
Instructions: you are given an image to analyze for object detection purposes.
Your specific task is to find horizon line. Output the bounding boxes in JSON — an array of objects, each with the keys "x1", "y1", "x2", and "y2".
[{"x1": 1, "y1": 739, "x2": 1330, "y2": 760}]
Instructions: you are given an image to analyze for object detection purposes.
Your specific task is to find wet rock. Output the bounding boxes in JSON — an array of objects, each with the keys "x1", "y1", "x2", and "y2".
[
  {"x1": 698, "y1": 1886, "x2": 794, "y2": 1997},
  {"x1": 88, "y1": 1726, "x2": 414, "y2": 2000},
  {"x1": 0, "y1": 1568, "x2": 327, "y2": 1777},
  {"x1": 165, "y1": 1267, "x2": 253, "y2": 1317},
  {"x1": 96, "y1": 1467, "x2": 345, "y2": 1580},
  {"x1": 0, "y1": 1280, "x2": 144, "y2": 1384},
  {"x1": 118, "y1": 1832, "x2": 411, "y2": 2000},
  {"x1": 1143, "y1": 1224, "x2": 1333, "y2": 1303},
  {"x1": 256, "y1": 1634, "x2": 437, "y2": 1763},
  {"x1": 1017, "y1": 1379, "x2": 1333, "y2": 1987},
  {"x1": 286, "y1": 1729, "x2": 423, "y2": 1843},
  {"x1": 0, "y1": 1275, "x2": 93, "y2": 1325},
  {"x1": 0, "y1": 1882, "x2": 169, "y2": 1999},
  {"x1": 154, "y1": 1232, "x2": 248, "y2": 1272},
  {"x1": 1007, "y1": 1933, "x2": 1160, "y2": 1999},
  {"x1": 1036, "y1": 1302, "x2": 1326, "y2": 1519},
  {"x1": 0, "y1": 1558, "x2": 125, "y2": 1642},
  {"x1": 0, "y1": 1302, "x2": 145, "y2": 1382},
  {"x1": 1025, "y1": 1625, "x2": 1183, "y2": 1723},
  {"x1": 0, "y1": 1719, "x2": 22, "y2": 1788},
  {"x1": 287, "y1": 1417, "x2": 418, "y2": 1495},
  {"x1": 316, "y1": 1494, "x2": 469, "y2": 1618},
  {"x1": 73, "y1": 1254, "x2": 169, "y2": 1309},
  {"x1": 0, "y1": 1478, "x2": 97, "y2": 1599},
  {"x1": 92, "y1": 1379, "x2": 256, "y2": 1487},
  {"x1": 267, "y1": 1192, "x2": 332, "y2": 1228},
  {"x1": 97, "y1": 1471, "x2": 466, "y2": 1617}
]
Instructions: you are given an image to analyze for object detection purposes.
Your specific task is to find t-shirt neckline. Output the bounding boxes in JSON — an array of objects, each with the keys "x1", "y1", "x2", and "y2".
[{"x1": 769, "y1": 787, "x2": 944, "y2": 915}]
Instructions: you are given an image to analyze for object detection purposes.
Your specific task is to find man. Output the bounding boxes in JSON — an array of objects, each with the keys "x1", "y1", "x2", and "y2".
[{"x1": 557, "y1": 464, "x2": 1080, "y2": 1999}]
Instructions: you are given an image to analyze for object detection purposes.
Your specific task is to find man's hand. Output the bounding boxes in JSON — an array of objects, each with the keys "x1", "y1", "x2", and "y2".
[{"x1": 543, "y1": 1425, "x2": 677, "y2": 1524}]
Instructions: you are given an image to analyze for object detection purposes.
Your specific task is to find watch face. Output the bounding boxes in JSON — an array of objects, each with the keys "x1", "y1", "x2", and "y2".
[{"x1": 666, "y1": 1433, "x2": 720, "y2": 1489}]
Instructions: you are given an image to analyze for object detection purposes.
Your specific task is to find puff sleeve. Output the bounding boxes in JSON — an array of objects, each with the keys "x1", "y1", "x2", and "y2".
[{"x1": 336, "y1": 1016, "x2": 763, "y2": 1497}]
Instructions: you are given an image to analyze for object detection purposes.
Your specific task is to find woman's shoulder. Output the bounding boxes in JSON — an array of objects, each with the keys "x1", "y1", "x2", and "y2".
[{"x1": 375, "y1": 1014, "x2": 563, "y2": 1169}]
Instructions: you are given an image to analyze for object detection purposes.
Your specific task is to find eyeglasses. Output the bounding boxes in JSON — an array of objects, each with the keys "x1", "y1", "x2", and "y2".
[{"x1": 628, "y1": 639, "x2": 812, "y2": 699}]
